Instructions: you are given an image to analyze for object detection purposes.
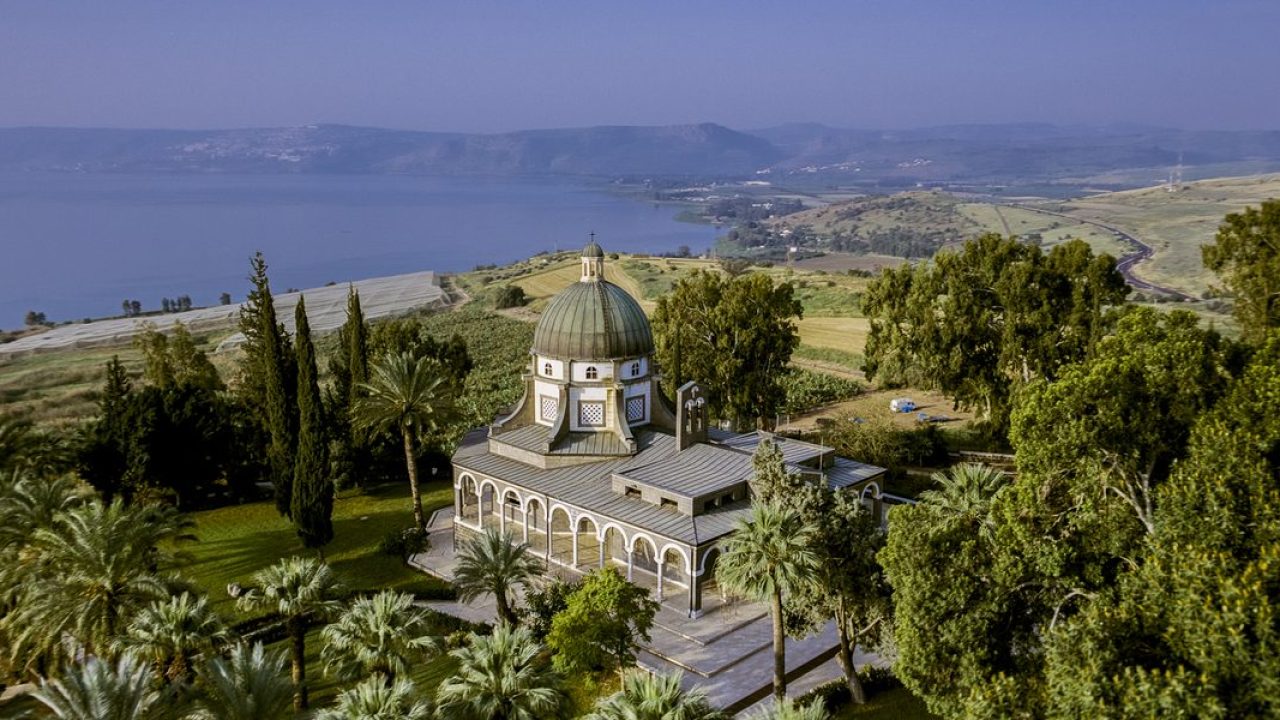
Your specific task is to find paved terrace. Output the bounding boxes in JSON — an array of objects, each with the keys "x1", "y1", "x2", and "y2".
[
  {"x1": 0, "y1": 270, "x2": 445, "y2": 357},
  {"x1": 411, "y1": 507, "x2": 875, "y2": 715}
]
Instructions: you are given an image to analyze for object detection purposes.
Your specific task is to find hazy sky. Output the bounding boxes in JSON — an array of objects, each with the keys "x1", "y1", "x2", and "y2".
[{"x1": 2, "y1": 0, "x2": 1277, "y2": 132}]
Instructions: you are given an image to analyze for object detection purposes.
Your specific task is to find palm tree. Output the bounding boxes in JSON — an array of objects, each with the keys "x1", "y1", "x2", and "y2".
[
  {"x1": 919, "y1": 463, "x2": 1008, "y2": 537},
  {"x1": 114, "y1": 591, "x2": 229, "y2": 683},
  {"x1": 437, "y1": 625, "x2": 565, "y2": 720},
  {"x1": 0, "y1": 413, "x2": 37, "y2": 473},
  {"x1": 716, "y1": 503, "x2": 817, "y2": 701},
  {"x1": 5, "y1": 498, "x2": 190, "y2": 673},
  {"x1": 0, "y1": 471, "x2": 90, "y2": 550},
  {"x1": 745, "y1": 698, "x2": 829, "y2": 720},
  {"x1": 31, "y1": 655, "x2": 176, "y2": 720},
  {"x1": 453, "y1": 527, "x2": 542, "y2": 627},
  {"x1": 235, "y1": 556, "x2": 344, "y2": 710},
  {"x1": 315, "y1": 675, "x2": 433, "y2": 720},
  {"x1": 321, "y1": 589, "x2": 441, "y2": 683},
  {"x1": 350, "y1": 351, "x2": 455, "y2": 530},
  {"x1": 191, "y1": 642, "x2": 293, "y2": 720},
  {"x1": 586, "y1": 669, "x2": 724, "y2": 720}
]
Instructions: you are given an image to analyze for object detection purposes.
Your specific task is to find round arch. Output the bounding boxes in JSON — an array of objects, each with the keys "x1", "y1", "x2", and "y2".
[
  {"x1": 630, "y1": 533, "x2": 658, "y2": 574},
  {"x1": 659, "y1": 543, "x2": 691, "y2": 575}
]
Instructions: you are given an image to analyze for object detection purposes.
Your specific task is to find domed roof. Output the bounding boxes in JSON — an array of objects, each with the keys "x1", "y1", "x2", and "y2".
[
  {"x1": 582, "y1": 240, "x2": 605, "y2": 258},
  {"x1": 532, "y1": 280, "x2": 653, "y2": 360}
]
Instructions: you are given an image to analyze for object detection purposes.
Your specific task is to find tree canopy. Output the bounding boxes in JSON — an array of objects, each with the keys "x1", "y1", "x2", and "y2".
[
  {"x1": 863, "y1": 235, "x2": 1127, "y2": 433},
  {"x1": 1203, "y1": 198, "x2": 1280, "y2": 341},
  {"x1": 651, "y1": 271, "x2": 802, "y2": 429}
]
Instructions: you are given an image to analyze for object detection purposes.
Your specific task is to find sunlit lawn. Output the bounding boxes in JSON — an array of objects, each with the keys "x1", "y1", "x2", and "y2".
[{"x1": 180, "y1": 479, "x2": 454, "y2": 615}]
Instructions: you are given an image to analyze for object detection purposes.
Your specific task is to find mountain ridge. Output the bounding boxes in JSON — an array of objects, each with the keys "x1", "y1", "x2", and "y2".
[{"x1": 3, "y1": 121, "x2": 1280, "y2": 185}]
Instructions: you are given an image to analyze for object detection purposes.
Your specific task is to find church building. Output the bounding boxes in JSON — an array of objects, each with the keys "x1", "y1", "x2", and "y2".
[{"x1": 451, "y1": 241, "x2": 888, "y2": 618}]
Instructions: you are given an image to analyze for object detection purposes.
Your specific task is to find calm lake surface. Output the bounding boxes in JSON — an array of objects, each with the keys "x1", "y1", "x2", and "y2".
[{"x1": 0, "y1": 173, "x2": 718, "y2": 329}]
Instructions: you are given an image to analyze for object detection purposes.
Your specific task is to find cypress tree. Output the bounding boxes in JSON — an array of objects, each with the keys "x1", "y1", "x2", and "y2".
[
  {"x1": 291, "y1": 296, "x2": 333, "y2": 552},
  {"x1": 328, "y1": 286, "x2": 372, "y2": 489},
  {"x1": 345, "y1": 286, "x2": 369, "y2": 397},
  {"x1": 239, "y1": 252, "x2": 296, "y2": 517}
]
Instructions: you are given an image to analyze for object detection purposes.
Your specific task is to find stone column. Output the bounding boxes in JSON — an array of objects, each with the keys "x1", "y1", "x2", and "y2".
[
  {"x1": 656, "y1": 562, "x2": 665, "y2": 600},
  {"x1": 627, "y1": 551, "x2": 635, "y2": 582},
  {"x1": 572, "y1": 525, "x2": 579, "y2": 567}
]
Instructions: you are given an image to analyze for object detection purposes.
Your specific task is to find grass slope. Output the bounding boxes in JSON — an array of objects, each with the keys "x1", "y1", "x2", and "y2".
[{"x1": 182, "y1": 481, "x2": 452, "y2": 615}]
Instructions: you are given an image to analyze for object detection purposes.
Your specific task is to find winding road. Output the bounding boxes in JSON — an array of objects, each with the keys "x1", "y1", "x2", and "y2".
[{"x1": 1008, "y1": 204, "x2": 1196, "y2": 300}]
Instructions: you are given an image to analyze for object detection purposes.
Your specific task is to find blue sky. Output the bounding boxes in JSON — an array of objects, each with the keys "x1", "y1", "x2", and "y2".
[{"x1": 1, "y1": 0, "x2": 1276, "y2": 131}]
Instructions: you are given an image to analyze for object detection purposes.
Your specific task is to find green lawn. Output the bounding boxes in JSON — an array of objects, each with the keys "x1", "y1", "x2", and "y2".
[
  {"x1": 180, "y1": 480, "x2": 453, "y2": 615},
  {"x1": 834, "y1": 687, "x2": 938, "y2": 719}
]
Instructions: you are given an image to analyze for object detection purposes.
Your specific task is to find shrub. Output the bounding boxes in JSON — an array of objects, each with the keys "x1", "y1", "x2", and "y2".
[
  {"x1": 492, "y1": 285, "x2": 528, "y2": 309},
  {"x1": 779, "y1": 369, "x2": 862, "y2": 414},
  {"x1": 377, "y1": 526, "x2": 431, "y2": 560}
]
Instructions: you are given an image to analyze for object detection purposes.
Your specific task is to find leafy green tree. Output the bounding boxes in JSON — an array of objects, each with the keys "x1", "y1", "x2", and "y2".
[
  {"x1": 863, "y1": 235, "x2": 1127, "y2": 433},
  {"x1": 291, "y1": 297, "x2": 334, "y2": 552},
  {"x1": 316, "y1": 675, "x2": 433, "y2": 720},
  {"x1": 320, "y1": 590, "x2": 440, "y2": 683},
  {"x1": 877, "y1": 463, "x2": 1013, "y2": 719},
  {"x1": 76, "y1": 358, "x2": 131, "y2": 500},
  {"x1": 585, "y1": 670, "x2": 723, "y2": 720},
  {"x1": 785, "y1": 490, "x2": 889, "y2": 704},
  {"x1": 134, "y1": 321, "x2": 223, "y2": 392},
  {"x1": 238, "y1": 252, "x2": 296, "y2": 518},
  {"x1": 546, "y1": 566, "x2": 659, "y2": 675},
  {"x1": 79, "y1": 374, "x2": 239, "y2": 509},
  {"x1": 715, "y1": 503, "x2": 817, "y2": 701},
  {"x1": 453, "y1": 527, "x2": 542, "y2": 627},
  {"x1": 114, "y1": 591, "x2": 229, "y2": 683},
  {"x1": 191, "y1": 643, "x2": 293, "y2": 720},
  {"x1": 1202, "y1": 199, "x2": 1280, "y2": 340},
  {"x1": 1033, "y1": 332, "x2": 1280, "y2": 719},
  {"x1": 351, "y1": 351, "x2": 456, "y2": 531},
  {"x1": 652, "y1": 271, "x2": 803, "y2": 429},
  {"x1": 31, "y1": 656, "x2": 178, "y2": 720},
  {"x1": 519, "y1": 577, "x2": 580, "y2": 642},
  {"x1": 437, "y1": 625, "x2": 565, "y2": 720},
  {"x1": 235, "y1": 556, "x2": 344, "y2": 710},
  {"x1": 5, "y1": 499, "x2": 191, "y2": 673}
]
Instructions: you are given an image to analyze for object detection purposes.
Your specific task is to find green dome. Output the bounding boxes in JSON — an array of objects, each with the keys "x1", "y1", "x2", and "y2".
[{"x1": 533, "y1": 280, "x2": 653, "y2": 360}]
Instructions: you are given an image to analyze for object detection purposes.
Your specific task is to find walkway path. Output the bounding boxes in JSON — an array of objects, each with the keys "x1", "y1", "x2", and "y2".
[{"x1": 410, "y1": 508, "x2": 869, "y2": 715}]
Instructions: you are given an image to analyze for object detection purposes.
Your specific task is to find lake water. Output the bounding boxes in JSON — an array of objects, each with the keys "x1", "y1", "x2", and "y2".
[{"x1": 0, "y1": 173, "x2": 718, "y2": 329}]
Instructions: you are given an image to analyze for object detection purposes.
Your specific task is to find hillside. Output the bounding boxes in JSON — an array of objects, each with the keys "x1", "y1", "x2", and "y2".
[
  {"x1": 769, "y1": 191, "x2": 982, "y2": 257},
  {"x1": 1051, "y1": 173, "x2": 1280, "y2": 298},
  {"x1": 0, "y1": 123, "x2": 781, "y2": 177},
  {"x1": 4, "y1": 122, "x2": 1280, "y2": 189}
]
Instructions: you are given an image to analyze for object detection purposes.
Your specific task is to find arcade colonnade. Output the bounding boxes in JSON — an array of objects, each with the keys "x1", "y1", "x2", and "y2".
[{"x1": 455, "y1": 472, "x2": 717, "y2": 617}]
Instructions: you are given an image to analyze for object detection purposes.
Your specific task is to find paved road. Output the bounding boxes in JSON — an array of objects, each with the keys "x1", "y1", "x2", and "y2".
[{"x1": 1008, "y1": 204, "x2": 1197, "y2": 301}]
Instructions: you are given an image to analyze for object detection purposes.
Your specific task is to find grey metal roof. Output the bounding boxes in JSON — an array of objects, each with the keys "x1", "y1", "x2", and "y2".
[
  {"x1": 455, "y1": 429, "x2": 751, "y2": 546},
  {"x1": 494, "y1": 423, "x2": 634, "y2": 456},
  {"x1": 614, "y1": 443, "x2": 754, "y2": 499},
  {"x1": 710, "y1": 430, "x2": 833, "y2": 466},
  {"x1": 454, "y1": 426, "x2": 886, "y2": 547},
  {"x1": 531, "y1": 280, "x2": 654, "y2": 360},
  {"x1": 824, "y1": 457, "x2": 888, "y2": 490},
  {"x1": 582, "y1": 240, "x2": 605, "y2": 258}
]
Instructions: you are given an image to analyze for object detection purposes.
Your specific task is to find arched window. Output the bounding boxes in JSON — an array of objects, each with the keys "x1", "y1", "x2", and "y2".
[
  {"x1": 585, "y1": 366, "x2": 598, "y2": 380},
  {"x1": 543, "y1": 362, "x2": 553, "y2": 376},
  {"x1": 630, "y1": 361, "x2": 641, "y2": 377}
]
